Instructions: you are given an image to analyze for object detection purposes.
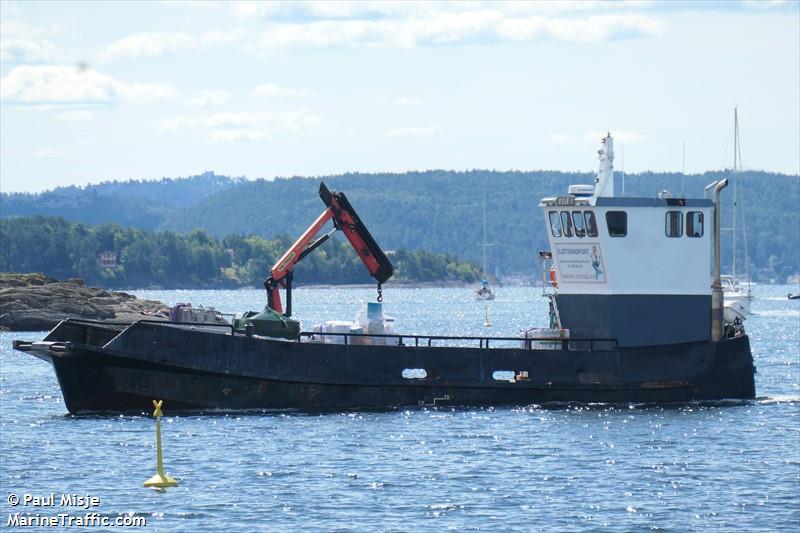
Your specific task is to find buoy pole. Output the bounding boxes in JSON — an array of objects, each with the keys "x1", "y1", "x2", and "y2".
[
  {"x1": 483, "y1": 304, "x2": 491, "y2": 328},
  {"x1": 144, "y1": 400, "x2": 178, "y2": 488}
]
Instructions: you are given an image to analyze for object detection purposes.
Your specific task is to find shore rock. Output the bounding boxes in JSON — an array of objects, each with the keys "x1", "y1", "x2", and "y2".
[{"x1": 0, "y1": 273, "x2": 170, "y2": 331}]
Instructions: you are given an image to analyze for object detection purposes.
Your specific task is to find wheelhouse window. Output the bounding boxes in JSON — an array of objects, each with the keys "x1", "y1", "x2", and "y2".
[
  {"x1": 686, "y1": 211, "x2": 704, "y2": 237},
  {"x1": 572, "y1": 211, "x2": 586, "y2": 238},
  {"x1": 560, "y1": 211, "x2": 574, "y2": 237},
  {"x1": 605, "y1": 211, "x2": 627, "y2": 237},
  {"x1": 584, "y1": 211, "x2": 598, "y2": 237},
  {"x1": 548, "y1": 211, "x2": 562, "y2": 237},
  {"x1": 665, "y1": 211, "x2": 682, "y2": 237}
]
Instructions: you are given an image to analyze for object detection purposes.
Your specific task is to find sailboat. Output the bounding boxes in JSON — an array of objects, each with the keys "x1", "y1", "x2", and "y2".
[
  {"x1": 475, "y1": 190, "x2": 495, "y2": 301},
  {"x1": 723, "y1": 107, "x2": 754, "y2": 322}
]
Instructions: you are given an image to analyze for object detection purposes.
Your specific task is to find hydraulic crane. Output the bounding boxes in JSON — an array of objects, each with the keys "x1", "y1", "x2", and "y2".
[{"x1": 264, "y1": 182, "x2": 394, "y2": 316}]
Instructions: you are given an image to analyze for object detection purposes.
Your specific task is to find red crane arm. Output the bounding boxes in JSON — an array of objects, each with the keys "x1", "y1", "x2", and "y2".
[
  {"x1": 264, "y1": 182, "x2": 393, "y2": 316},
  {"x1": 270, "y1": 207, "x2": 334, "y2": 286},
  {"x1": 320, "y1": 184, "x2": 393, "y2": 285}
]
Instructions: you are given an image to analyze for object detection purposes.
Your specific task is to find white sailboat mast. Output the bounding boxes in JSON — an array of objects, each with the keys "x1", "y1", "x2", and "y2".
[
  {"x1": 482, "y1": 189, "x2": 487, "y2": 278},
  {"x1": 732, "y1": 108, "x2": 738, "y2": 281},
  {"x1": 734, "y1": 108, "x2": 752, "y2": 289}
]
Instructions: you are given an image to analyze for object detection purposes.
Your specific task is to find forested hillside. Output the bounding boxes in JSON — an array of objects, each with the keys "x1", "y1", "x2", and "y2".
[
  {"x1": 0, "y1": 217, "x2": 481, "y2": 288},
  {"x1": 2, "y1": 170, "x2": 798, "y2": 281},
  {"x1": 158, "y1": 170, "x2": 799, "y2": 281},
  {"x1": 0, "y1": 172, "x2": 239, "y2": 230}
]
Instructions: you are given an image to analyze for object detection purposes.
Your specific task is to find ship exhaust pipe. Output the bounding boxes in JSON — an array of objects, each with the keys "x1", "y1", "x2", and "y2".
[{"x1": 711, "y1": 178, "x2": 728, "y2": 342}]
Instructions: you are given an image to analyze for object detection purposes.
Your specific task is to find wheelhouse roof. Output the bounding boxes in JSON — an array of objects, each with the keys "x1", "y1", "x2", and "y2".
[{"x1": 539, "y1": 197, "x2": 714, "y2": 208}]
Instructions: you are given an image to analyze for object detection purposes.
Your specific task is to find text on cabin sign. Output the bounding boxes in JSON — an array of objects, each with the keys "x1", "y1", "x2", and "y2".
[{"x1": 555, "y1": 243, "x2": 607, "y2": 283}]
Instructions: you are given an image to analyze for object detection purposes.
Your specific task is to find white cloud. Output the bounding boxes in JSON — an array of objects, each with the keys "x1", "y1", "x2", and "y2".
[
  {"x1": 160, "y1": 0, "x2": 229, "y2": 9},
  {"x1": 101, "y1": 4, "x2": 665, "y2": 59},
  {"x1": 497, "y1": 14, "x2": 665, "y2": 43},
  {"x1": 202, "y1": 29, "x2": 247, "y2": 46},
  {"x1": 186, "y1": 89, "x2": 232, "y2": 108},
  {"x1": 385, "y1": 125, "x2": 438, "y2": 137},
  {"x1": 0, "y1": 65, "x2": 178, "y2": 106},
  {"x1": 33, "y1": 147, "x2": 66, "y2": 158},
  {"x1": 493, "y1": 1, "x2": 636, "y2": 15},
  {"x1": 252, "y1": 83, "x2": 315, "y2": 98},
  {"x1": 158, "y1": 110, "x2": 326, "y2": 142},
  {"x1": 0, "y1": 38, "x2": 57, "y2": 62},
  {"x1": 157, "y1": 116, "x2": 199, "y2": 131},
  {"x1": 232, "y1": 1, "x2": 635, "y2": 21},
  {"x1": 393, "y1": 96, "x2": 420, "y2": 107},
  {"x1": 255, "y1": 9, "x2": 665, "y2": 49},
  {"x1": 57, "y1": 110, "x2": 96, "y2": 122},
  {"x1": 742, "y1": 0, "x2": 790, "y2": 8},
  {"x1": 232, "y1": 0, "x2": 789, "y2": 21},
  {"x1": 102, "y1": 30, "x2": 246, "y2": 60},
  {"x1": 260, "y1": 19, "x2": 403, "y2": 48},
  {"x1": 0, "y1": 19, "x2": 61, "y2": 63},
  {"x1": 233, "y1": 1, "x2": 290, "y2": 20},
  {"x1": 209, "y1": 128, "x2": 271, "y2": 142},
  {"x1": 2, "y1": 65, "x2": 114, "y2": 103},
  {"x1": 207, "y1": 112, "x2": 258, "y2": 127},
  {"x1": 103, "y1": 31, "x2": 195, "y2": 60},
  {"x1": 116, "y1": 82, "x2": 178, "y2": 103}
]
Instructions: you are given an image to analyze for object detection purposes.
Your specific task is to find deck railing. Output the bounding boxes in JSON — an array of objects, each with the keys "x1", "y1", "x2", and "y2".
[
  {"x1": 298, "y1": 331, "x2": 618, "y2": 352},
  {"x1": 58, "y1": 317, "x2": 618, "y2": 352}
]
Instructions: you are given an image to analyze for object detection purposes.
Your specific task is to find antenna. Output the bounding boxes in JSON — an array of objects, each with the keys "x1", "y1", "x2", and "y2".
[
  {"x1": 620, "y1": 142, "x2": 625, "y2": 196},
  {"x1": 681, "y1": 140, "x2": 686, "y2": 197}
]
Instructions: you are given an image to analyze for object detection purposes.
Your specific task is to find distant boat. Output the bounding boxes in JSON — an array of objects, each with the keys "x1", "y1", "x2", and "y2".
[
  {"x1": 722, "y1": 275, "x2": 753, "y2": 319},
  {"x1": 475, "y1": 189, "x2": 495, "y2": 301},
  {"x1": 789, "y1": 293, "x2": 799, "y2": 300},
  {"x1": 723, "y1": 108, "x2": 753, "y2": 318},
  {"x1": 476, "y1": 279, "x2": 495, "y2": 301}
]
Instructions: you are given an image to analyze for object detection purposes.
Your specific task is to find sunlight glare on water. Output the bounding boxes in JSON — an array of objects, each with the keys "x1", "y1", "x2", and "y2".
[{"x1": 1, "y1": 285, "x2": 798, "y2": 531}]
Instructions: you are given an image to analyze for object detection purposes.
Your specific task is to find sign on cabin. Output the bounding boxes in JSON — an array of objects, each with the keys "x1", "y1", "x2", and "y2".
[{"x1": 555, "y1": 244, "x2": 607, "y2": 283}]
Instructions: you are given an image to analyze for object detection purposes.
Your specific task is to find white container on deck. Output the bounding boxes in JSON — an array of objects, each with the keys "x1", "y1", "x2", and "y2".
[
  {"x1": 353, "y1": 302, "x2": 400, "y2": 346},
  {"x1": 312, "y1": 320, "x2": 354, "y2": 344}
]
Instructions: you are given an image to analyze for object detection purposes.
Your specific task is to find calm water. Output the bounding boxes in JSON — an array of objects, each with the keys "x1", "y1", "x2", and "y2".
[{"x1": 1, "y1": 286, "x2": 798, "y2": 532}]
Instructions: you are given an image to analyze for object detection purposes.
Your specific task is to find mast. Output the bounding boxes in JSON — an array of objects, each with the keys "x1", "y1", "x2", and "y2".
[
  {"x1": 482, "y1": 188, "x2": 487, "y2": 279},
  {"x1": 593, "y1": 133, "x2": 615, "y2": 198},
  {"x1": 682, "y1": 140, "x2": 686, "y2": 197},
  {"x1": 621, "y1": 141, "x2": 625, "y2": 196},
  {"x1": 735, "y1": 108, "x2": 752, "y2": 291},
  {"x1": 732, "y1": 108, "x2": 738, "y2": 281}
]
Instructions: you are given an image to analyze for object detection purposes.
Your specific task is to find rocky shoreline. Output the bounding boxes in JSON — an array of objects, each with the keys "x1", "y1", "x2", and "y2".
[{"x1": 0, "y1": 273, "x2": 169, "y2": 331}]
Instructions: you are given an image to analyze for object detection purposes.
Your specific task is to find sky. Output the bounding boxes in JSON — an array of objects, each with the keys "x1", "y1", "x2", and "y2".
[{"x1": 1, "y1": 0, "x2": 798, "y2": 193}]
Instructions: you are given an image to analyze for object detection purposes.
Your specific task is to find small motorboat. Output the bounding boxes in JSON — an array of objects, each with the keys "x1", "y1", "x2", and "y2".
[{"x1": 722, "y1": 275, "x2": 753, "y2": 315}]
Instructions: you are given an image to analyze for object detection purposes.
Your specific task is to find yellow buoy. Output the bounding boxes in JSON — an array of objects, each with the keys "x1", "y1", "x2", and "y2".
[
  {"x1": 144, "y1": 400, "x2": 178, "y2": 488},
  {"x1": 483, "y1": 304, "x2": 492, "y2": 328}
]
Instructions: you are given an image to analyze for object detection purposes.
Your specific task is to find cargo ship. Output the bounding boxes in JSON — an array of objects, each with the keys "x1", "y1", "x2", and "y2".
[{"x1": 14, "y1": 134, "x2": 755, "y2": 413}]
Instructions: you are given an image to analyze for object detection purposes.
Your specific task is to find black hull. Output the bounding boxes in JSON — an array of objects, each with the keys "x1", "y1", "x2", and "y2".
[{"x1": 15, "y1": 320, "x2": 756, "y2": 414}]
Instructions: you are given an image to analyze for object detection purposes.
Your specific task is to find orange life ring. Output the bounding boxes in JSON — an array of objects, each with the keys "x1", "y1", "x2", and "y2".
[{"x1": 549, "y1": 267, "x2": 558, "y2": 288}]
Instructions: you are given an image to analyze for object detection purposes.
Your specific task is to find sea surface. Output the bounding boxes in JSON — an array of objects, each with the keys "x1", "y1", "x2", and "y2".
[{"x1": 1, "y1": 285, "x2": 798, "y2": 532}]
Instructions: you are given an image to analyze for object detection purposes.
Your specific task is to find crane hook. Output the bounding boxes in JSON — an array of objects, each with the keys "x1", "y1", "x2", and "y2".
[{"x1": 376, "y1": 282, "x2": 383, "y2": 303}]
